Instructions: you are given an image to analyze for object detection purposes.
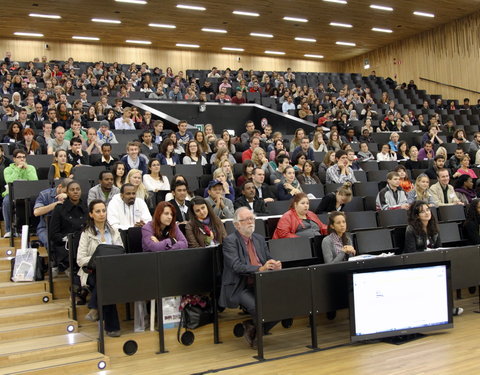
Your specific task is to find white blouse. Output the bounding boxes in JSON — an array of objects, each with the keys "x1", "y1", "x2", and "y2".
[{"x1": 143, "y1": 174, "x2": 170, "y2": 192}]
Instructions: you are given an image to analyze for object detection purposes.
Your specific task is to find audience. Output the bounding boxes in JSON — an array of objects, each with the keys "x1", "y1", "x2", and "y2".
[
  {"x1": 276, "y1": 166, "x2": 303, "y2": 201},
  {"x1": 453, "y1": 174, "x2": 476, "y2": 205},
  {"x1": 234, "y1": 180, "x2": 267, "y2": 214},
  {"x1": 464, "y1": 199, "x2": 480, "y2": 244},
  {"x1": 168, "y1": 181, "x2": 191, "y2": 223},
  {"x1": 430, "y1": 168, "x2": 463, "y2": 206},
  {"x1": 107, "y1": 183, "x2": 152, "y2": 230},
  {"x1": 326, "y1": 150, "x2": 357, "y2": 184},
  {"x1": 404, "y1": 201, "x2": 441, "y2": 252},
  {"x1": 185, "y1": 197, "x2": 227, "y2": 247},
  {"x1": 376, "y1": 171, "x2": 409, "y2": 210},
  {"x1": 112, "y1": 161, "x2": 126, "y2": 189},
  {"x1": 322, "y1": 212, "x2": 356, "y2": 263},
  {"x1": 316, "y1": 183, "x2": 352, "y2": 214},
  {"x1": 87, "y1": 170, "x2": 119, "y2": 205},
  {"x1": 143, "y1": 159, "x2": 170, "y2": 192},
  {"x1": 407, "y1": 174, "x2": 436, "y2": 206},
  {"x1": 205, "y1": 179, "x2": 234, "y2": 219}
]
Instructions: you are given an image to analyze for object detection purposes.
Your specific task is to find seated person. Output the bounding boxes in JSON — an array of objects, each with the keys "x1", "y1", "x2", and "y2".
[
  {"x1": 251, "y1": 167, "x2": 275, "y2": 203},
  {"x1": 169, "y1": 181, "x2": 192, "y2": 224},
  {"x1": 237, "y1": 160, "x2": 254, "y2": 187},
  {"x1": 139, "y1": 130, "x2": 159, "y2": 157},
  {"x1": 430, "y1": 168, "x2": 463, "y2": 206},
  {"x1": 93, "y1": 143, "x2": 118, "y2": 169},
  {"x1": 204, "y1": 168, "x2": 235, "y2": 202},
  {"x1": 424, "y1": 154, "x2": 446, "y2": 180},
  {"x1": 322, "y1": 212, "x2": 356, "y2": 263},
  {"x1": 219, "y1": 207, "x2": 282, "y2": 348},
  {"x1": 82, "y1": 127, "x2": 102, "y2": 155},
  {"x1": 325, "y1": 150, "x2": 357, "y2": 184},
  {"x1": 454, "y1": 174, "x2": 476, "y2": 205},
  {"x1": 464, "y1": 199, "x2": 480, "y2": 245},
  {"x1": 316, "y1": 183, "x2": 352, "y2": 214},
  {"x1": 376, "y1": 171, "x2": 409, "y2": 210},
  {"x1": 97, "y1": 120, "x2": 118, "y2": 144},
  {"x1": 291, "y1": 137, "x2": 314, "y2": 162},
  {"x1": 453, "y1": 155, "x2": 478, "y2": 179},
  {"x1": 48, "y1": 150, "x2": 73, "y2": 182},
  {"x1": 276, "y1": 166, "x2": 303, "y2": 201},
  {"x1": 205, "y1": 179, "x2": 234, "y2": 219},
  {"x1": 143, "y1": 159, "x2": 170, "y2": 192},
  {"x1": 234, "y1": 180, "x2": 267, "y2": 214},
  {"x1": 269, "y1": 154, "x2": 290, "y2": 185},
  {"x1": 157, "y1": 139, "x2": 180, "y2": 166},
  {"x1": 182, "y1": 140, "x2": 207, "y2": 165},
  {"x1": 67, "y1": 137, "x2": 89, "y2": 166},
  {"x1": 376, "y1": 144, "x2": 397, "y2": 161},
  {"x1": 297, "y1": 160, "x2": 321, "y2": 185},
  {"x1": 87, "y1": 170, "x2": 120, "y2": 206},
  {"x1": 185, "y1": 197, "x2": 227, "y2": 247},
  {"x1": 141, "y1": 201, "x2": 188, "y2": 252},
  {"x1": 242, "y1": 136, "x2": 261, "y2": 162},
  {"x1": 76, "y1": 200, "x2": 123, "y2": 337},
  {"x1": 395, "y1": 165, "x2": 414, "y2": 193},
  {"x1": 447, "y1": 147, "x2": 465, "y2": 175},
  {"x1": 407, "y1": 174, "x2": 436, "y2": 207},
  {"x1": 121, "y1": 141, "x2": 148, "y2": 174},
  {"x1": 273, "y1": 193, "x2": 327, "y2": 239},
  {"x1": 405, "y1": 146, "x2": 421, "y2": 170},
  {"x1": 107, "y1": 183, "x2": 152, "y2": 230},
  {"x1": 418, "y1": 140, "x2": 436, "y2": 160},
  {"x1": 404, "y1": 201, "x2": 440, "y2": 253}
]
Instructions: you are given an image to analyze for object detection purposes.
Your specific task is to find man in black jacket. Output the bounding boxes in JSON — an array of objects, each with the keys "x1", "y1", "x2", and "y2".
[
  {"x1": 169, "y1": 181, "x2": 191, "y2": 224},
  {"x1": 234, "y1": 181, "x2": 267, "y2": 215},
  {"x1": 251, "y1": 168, "x2": 275, "y2": 202}
]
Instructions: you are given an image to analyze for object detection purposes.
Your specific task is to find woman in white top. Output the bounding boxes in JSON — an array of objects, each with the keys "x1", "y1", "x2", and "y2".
[
  {"x1": 125, "y1": 169, "x2": 148, "y2": 200},
  {"x1": 376, "y1": 144, "x2": 397, "y2": 161},
  {"x1": 310, "y1": 131, "x2": 328, "y2": 152},
  {"x1": 182, "y1": 140, "x2": 207, "y2": 165},
  {"x1": 143, "y1": 159, "x2": 170, "y2": 192},
  {"x1": 114, "y1": 107, "x2": 135, "y2": 130}
]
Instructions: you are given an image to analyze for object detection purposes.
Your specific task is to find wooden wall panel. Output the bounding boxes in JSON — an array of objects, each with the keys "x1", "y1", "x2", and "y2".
[
  {"x1": 0, "y1": 39, "x2": 341, "y2": 73},
  {"x1": 343, "y1": 11, "x2": 480, "y2": 101}
]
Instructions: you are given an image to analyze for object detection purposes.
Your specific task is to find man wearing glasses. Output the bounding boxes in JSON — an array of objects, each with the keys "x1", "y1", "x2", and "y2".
[
  {"x1": 2, "y1": 149, "x2": 38, "y2": 237},
  {"x1": 219, "y1": 207, "x2": 282, "y2": 348}
]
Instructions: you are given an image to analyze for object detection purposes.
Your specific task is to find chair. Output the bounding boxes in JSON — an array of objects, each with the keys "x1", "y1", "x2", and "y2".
[
  {"x1": 126, "y1": 227, "x2": 143, "y2": 253},
  {"x1": 378, "y1": 161, "x2": 399, "y2": 171},
  {"x1": 174, "y1": 164, "x2": 204, "y2": 177},
  {"x1": 266, "y1": 200, "x2": 291, "y2": 215},
  {"x1": 346, "y1": 211, "x2": 377, "y2": 231},
  {"x1": 367, "y1": 170, "x2": 389, "y2": 182},
  {"x1": 343, "y1": 196, "x2": 364, "y2": 212},
  {"x1": 268, "y1": 237, "x2": 313, "y2": 262},
  {"x1": 72, "y1": 166, "x2": 107, "y2": 182},
  {"x1": 313, "y1": 152, "x2": 326, "y2": 163},
  {"x1": 437, "y1": 205, "x2": 466, "y2": 223},
  {"x1": 438, "y1": 222, "x2": 464, "y2": 246},
  {"x1": 301, "y1": 184, "x2": 324, "y2": 198},
  {"x1": 359, "y1": 161, "x2": 379, "y2": 172},
  {"x1": 352, "y1": 182, "x2": 379, "y2": 197},
  {"x1": 377, "y1": 209, "x2": 408, "y2": 228},
  {"x1": 353, "y1": 229, "x2": 396, "y2": 254},
  {"x1": 324, "y1": 183, "x2": 343, "y2": 194},
  {"x1": 265, "y1": 217, "x2": 281, "y2": 238},
  {"x1": 353, "y1": 170, "x2": 367, "y2": 182}
]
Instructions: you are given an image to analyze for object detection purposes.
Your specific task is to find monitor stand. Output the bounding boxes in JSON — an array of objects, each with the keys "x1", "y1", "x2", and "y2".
[{"x1": 382, "y1": 333, "x2": 426, "y2": 345}]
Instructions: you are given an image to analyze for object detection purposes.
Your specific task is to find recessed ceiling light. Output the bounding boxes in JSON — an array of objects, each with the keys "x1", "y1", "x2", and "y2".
[
  {"x1": 201, "y1": 28, "x2": 227, "y2": 33},
  {"x1": 304, "y1": 54, "x2": 324, "y2": 58},
  {"x1": 29, "y1": 13, "x2": 61, "y2": 19},
  {"x1": 176, "y1": 43, "x2": 200, "y2": 48},
  {"x1": 413, "y1": 11, "x2": 435, "y2": 17},
  {"x1": 370, "y1": 4, "x2": 394, "y2": 11},
  {"x1": 265, "y1": 50, "x2": 285, "y2": 55},
  {"x1": 283, "y1": 16, "x2": 308, "y2": 22},
  {"x1": 232, "y1": 10, "x2": 259, "y2": 17},
  {"x1": 176, "y1": 4, "x2": 206, "y2": 11},
  {"x1": 336, "y1": 41, "x2": 356, "y2": 46},
  {"x1": 14, "y1": 32, "x2": 44, "y2": 37},
  {"x1": 222, "y1": 47, "x2": 245, "y2": 52},
  {"x1": 323, "y1": 0, "x2": 347, "y2": 4},
  {"x1": 372, "y1": 27, "x2": 393, "y2": 33},
  {"x1": 295, "y1": 37, "x2": 316, "y2": 42},
  {"x1": 250, "y1": 32, "x2": 273, "y2": 38},
  {"x1": 329, "y1": 22, "x2": 352, "y2": 28},
  {"x1": 92, "y1": 18, "x2": 121, "y2": 24},
  {"x1": 148, "y1": 23, "x2": 176, "y2": 28},
  {"x1": 115, "y1": 0, "x2": 147, "y2": 3},
  {"x1": 126, "y1": 40, "x2": 152, "y2": 44},
  {"x1": 72, "y1": 36, "x2": 100, "y2": 41}
]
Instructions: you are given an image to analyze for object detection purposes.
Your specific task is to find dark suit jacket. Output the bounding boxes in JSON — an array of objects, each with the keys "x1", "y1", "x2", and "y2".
[
  {"x1": 169, "y1": 199, "x2": 192, "y2": 222},
  {"x1": 255, "y1": 183, "x2": 275, "y2": 200},
  {"x1": 234, "y1": 195, "x2": 267, "y2": 214},
  {"x1": 219, "y1": 231, "x2": 271, "y2": 309}
]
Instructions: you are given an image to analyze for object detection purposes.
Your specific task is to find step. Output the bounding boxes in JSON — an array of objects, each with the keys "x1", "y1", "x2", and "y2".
[
  {"x1": 0, "y1": 257, "x2": 14, "y2": 271},
  {"x1": 0, "y1": 238, "x2": 21, "y2": 247},
  {"x1": 0, "y1": 282, "x2": 46, "y2": 297},
  {"x1": 0, "y1": 271, "x2": 11, "y2": 283},
  {"x1": 0, "y1": 292, "x2": 52, "y2": 309},
  {"x1": 0, "y1": 304, "x2": 69, "y2": 325},
  {"x1": 0, "y1": 333, "x2": 97, "y2": 368},
  {"x1": 52, "y1": 277, "x2": 70, "y2": 300},
  {"x1": 0, "y1": 353, "x2": 109, "y2": 375},
  {"x1": 0, "y1": 319, "x2": 78, "y2": 342}
]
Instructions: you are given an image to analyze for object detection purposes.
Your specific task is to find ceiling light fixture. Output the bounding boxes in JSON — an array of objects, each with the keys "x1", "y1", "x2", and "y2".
[
  {"x1": 370, "y1": 4, "x2": 394, "y2": 11},
  {"x1": 295, "y1": 37, "x2": 316, "y2": 42},
  {"x1": 329, "y1": 22, "x2": 352, "y2": 28},
  {"x1": 265, "y1": 50, "x2": 285, "y2": 55},
  {"x1": 176, "y1": 4, "x2": 206, "y2": 11},
  {"x1": 232, "y1": 10, "x2": 260, "y2": 17},
  {"x1": 323, "y1": 0, "x2": 347, "y2": 4},
  {"x1": 14, "y1": 32, "x2": 44, "y2": 37},
  {"x1": 336, "y1": 41, "x2": 356, "y2": 46},
  {"x1": 222, "y1": 47, "x2": 245, "y2": 51},
  {"x1": 115, "y1": 0, "x2": 147, "y2": 3},
  {"x1": 413, "y1": 11, "x2": 435, "y2": 17},
  {"x1": 29, "y1": 13, "x2": 61, "y2": 19},
  {"x1": 72, "y1": 36, "x2": 100, "y2": 41},
  {"x1": 148, "y1": 23, "x2": 176, "y2": 28},
  {"x1": 176, "y1": 43, "x2": 200, "y2": 48},
  {"x1": 126, "y1": 40, "x2": 152, "y2": 44},
  {"x1": 372, "y1": 27, "x2": 393, "y2": 33},
  {"x1": 304, "y1": 54, "x2": 324, "y2": 58},
  {"x1": 283, "y1": 16, "x2": 308, "y2": 22},
  {"x1": 201, "y1": 28, "x2": 227, "y2": 33},
  {"x1": 91, "y1": 18, "x2": 121, "y2": 24},
  {"x1": 250, "y1": 32, "x2": 273, "y2": 38}
]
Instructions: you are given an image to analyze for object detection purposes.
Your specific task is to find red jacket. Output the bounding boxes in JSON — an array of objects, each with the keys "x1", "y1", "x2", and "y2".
[{"x1": 272, "y1": 209, "x2": 327, "y2": 239}]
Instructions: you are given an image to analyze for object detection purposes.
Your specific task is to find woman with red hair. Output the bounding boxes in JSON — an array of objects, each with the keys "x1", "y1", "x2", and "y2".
[
  {"x1": 141, "y1": 201, "x2": 188, "y2": 251},
  {"x1": 273, "y1": 193, "x2": 328, "y2": 239},
  {"x1": 18, "y1": 128, "x2": 42, "y2": 155}
]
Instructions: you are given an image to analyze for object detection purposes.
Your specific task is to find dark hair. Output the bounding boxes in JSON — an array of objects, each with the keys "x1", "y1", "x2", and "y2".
[
  {"x1": 407, "y1": 201, "x2": 439, "y2": 238},
  {"x1": 147, "y1": 158, "x2": 163, "y2": 179},
  {"x1": 13, "y1": 148, "x2": 26, "y2": 158},
  {"x1": 454, "y1": 174, "x2": 472, "y2": 189},
  {"x1": 98, "y1": 170, "x2": 113, "y2": 180},
  {"x1": 189, "y1": 196, "x2": 224, "y2": 239},
  {"x1": 434, "y1": 154, "x2": 445, "y2": 162},
  {"x1": 85, "y1": 199, "x2": 107, "y2": 235},
  {"x1": 334, "y1": 150, "x2": 347, "y2": 160},
  {"x1": 70, "y1": 137, "x2": 82, "y2": 146},
  {"x1": 327, "y1": 211, "x2": 349, "y2": 245},
  {"x1": 276, "y1": 154, "x2": 289, "y2": 165},
  {"x1": 241, "y1": 160, "x2": 254, "y2": 178},
  {"x1": 293, "y1": 151, "x2": 307, "y2": 166},
  {"x1": 170, "y1": 174, "x2": 193, "y2": 197},
  {"x1": 120, "y1": 182, "x2": 134, "y2": 194},
  {"x1": 7, "y1": 121, "x2": 23, "y2": 141},
  {"x1": 152, "y1": 201, "x2": 177, "y2": 239},
  {"x1": 112, "y1": 161, "x2": 126, "y2": 186},
  {"x1": 101, "y1": 142, "x2": 112, "y2": 150},
  {"x1": 289, "y1": 192, "x2": 309, "y2": 210},
  {"x1": 465, "y1": 198, "x2": 480, "y2": 227},
  {"x1": 171, "y1": 180, "x2": 187, "y2": 192},
  {"x1": 160, "y1": 138, "x2": 174, "y2": 157}
]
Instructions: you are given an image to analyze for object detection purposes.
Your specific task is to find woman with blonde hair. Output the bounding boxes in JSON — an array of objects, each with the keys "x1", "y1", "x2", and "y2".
[
  {"x1": 212, "y1": 146, "x2": 236, "y2": 170},
  {"x1": 311, "y1": 131, "x2": 328, "y2": 152},
  {"x1": 251, "y1": 147, "x2": 275, "y2": 175},
  {"x1": 407, "y1": 173, "x2": 436, "y2": 207},
  {"x1": 125, "y1": 168, "x2": 148, "y2": 200}
]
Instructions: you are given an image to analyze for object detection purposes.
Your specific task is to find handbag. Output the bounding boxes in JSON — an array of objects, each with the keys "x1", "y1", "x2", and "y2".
[
  {"x1": 177, "y1": 295, "x2": 214, "y2": 345},
  {"x1": 86, "y1": 244, "x2": 125, "y2": 271}
]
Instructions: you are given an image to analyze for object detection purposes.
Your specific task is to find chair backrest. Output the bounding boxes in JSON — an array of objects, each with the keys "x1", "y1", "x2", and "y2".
[
  {"x1": 11, "y1": 180, "x2": 51, "y2": 200},
  {"x1": 26, "y1": 154, "x2": 53, "y2": 169},
  {"x1": 359, "y1": 161, "x2": 379, "y2": 172},
  {"x1": 266, "y1": 200, "x2": 291, "y2": 215},
  {"x1": 73, "y1": 166, "x2": 107, "y2": 182},
  {"x1": 377, "y1": 209, "x2": 408, "y2": 228},
  {"x1": 343, "y1": 196, "x2": 364, "y2": 212},
  {"x1": 354, "y1": 229, "x2": 394, "y2": 254},
  {"x1": 346, "y1": 211, "x2": 377, "y2": 231},
  {"x1": 268, "y1": 237, "x2": 312, "y2": 262},
  {"x1": 127, "y1": 227, "x2": 143, "y2": 253},
  {"x1": 437, "y1": 205, "x2": 466, "y2": 223},
  {"x1": 174, "y1": 164, "x2": 204, "y2": 177},
  {"x1": 438, "y1": 222, "x2": 462, "y2": 245},
  {"x1": 367, "y1": 170, "x2": 389, "y2": 182},
  {"x1": 352, "y1": 181, "x2": 380, "y2": 197},
  {"x1": 353, "y1": 170, "x2": 367, "y2": 182},
  {"x1": 324, "y1": 183, "x2": 343, "y2": 194},
  {"x1": 378, "y1": 161, "x2": 399, "y2": 170},
  {"x1": 301, "y1": 184, "x2": 324, "y2": 198}
]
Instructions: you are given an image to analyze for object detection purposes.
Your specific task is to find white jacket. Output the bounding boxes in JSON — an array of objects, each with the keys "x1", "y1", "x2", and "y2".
[{"x1": 107, "y1": 194, "x2": 152, "y2": 230}]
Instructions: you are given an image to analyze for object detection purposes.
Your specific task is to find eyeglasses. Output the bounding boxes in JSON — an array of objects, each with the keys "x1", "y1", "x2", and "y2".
[
  {"x1": 239, "y1": 217, "x2": 255, "y2": 223},
  {"x1": 15, "y1": 155, "x2": 26, "y2": 159}
]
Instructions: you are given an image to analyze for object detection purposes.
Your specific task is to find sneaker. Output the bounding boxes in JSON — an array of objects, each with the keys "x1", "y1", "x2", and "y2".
[
  {"x1": 106, "y1": 330, "x2": 121, "y2": 337},
  {"x1": 453, "y1": 307, "x2": 464, "y2": 316},
  {"x1": 51, "y1": 267, "x2": 59, "y2": 278},
  {"x1": 85, "y1": 309, "x2": 99, "y2": 322},
  {"x1": 3, "y1": 232, "x2": 10, "y2": 238}
]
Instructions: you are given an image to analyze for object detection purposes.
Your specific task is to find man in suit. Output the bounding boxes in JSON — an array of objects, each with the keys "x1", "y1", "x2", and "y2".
[
  {"x1": 251, "y1": 168, "x2": 275, "y2": 203},
  {"x1": 169, "y1": 180, "x2": 191, "y2": 224},
  {"x1": 219, "y1": 207, "x2": 282, "y2": 348},
  {"x1": 234, "y1": 180, "x2": 267, "y2": 215}
]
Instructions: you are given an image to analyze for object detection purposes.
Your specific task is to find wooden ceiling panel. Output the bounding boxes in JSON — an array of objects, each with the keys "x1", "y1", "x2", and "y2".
[{"x1": 1, "y1": 0, "x2": 479, "y2": 61}]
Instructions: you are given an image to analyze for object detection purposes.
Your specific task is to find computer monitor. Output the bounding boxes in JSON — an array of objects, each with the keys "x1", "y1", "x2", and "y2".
[{"x1": 349, "y1": 262, "x2": 453, "y2": 343}]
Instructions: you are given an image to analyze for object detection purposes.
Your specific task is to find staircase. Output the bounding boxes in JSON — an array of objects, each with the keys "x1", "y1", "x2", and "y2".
[{"x1": 0, "y1": 239, "x2": 110, "y2": 375}]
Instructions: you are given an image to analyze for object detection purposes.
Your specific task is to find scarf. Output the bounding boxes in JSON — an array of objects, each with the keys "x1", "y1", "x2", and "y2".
[
  {"x1": 127, "y1": 155, "x2": 140, "y2": 169},
  {"x1": 455, "y1": 187, "x2": 476, "y2": 203},
  {"x1": 330, "y1": 232, "x2": 344, "y2": 255}
]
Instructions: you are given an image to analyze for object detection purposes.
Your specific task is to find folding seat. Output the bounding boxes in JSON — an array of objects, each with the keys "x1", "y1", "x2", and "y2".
[
  {"x1": 378, "y1": 161, "x2": 399, "y2": 171},
  {"x1": 353, "y1": 170, "x2": 367, "y2": 182},
  {"x1": 266, "y1": 200, "x2": 291, "y2": 215},
  {"x1": 367, "y1": 170, "x2": 388, "y2": 182},
  {"x1": 268, "y1": 237, "x2": 313, "y2": 262},
  {"x1": 438, "y1": 222, "x2": 465, "y2": 246},
  {"x1": 437, "y1": 205, "x2": 466, "y2": 223},
  {"x1": 353, "y1": 228, "x2": 396, "y2": 254},
  {"x1": 377, "y1": 209, "x2": 408, "y2": 228},
  {"x1": 301, "y1": 184, "x2": 324, "y2": 198},
  {"x1": 346, "y1": 211, "x2": 377, "y2": 231},
  {"x1": 343, "y1": 196, "x2": 364, "y2": 212},
  {"x1": 359, "y1": 161, "x2": 379, "y2": 172},
  {"x1": 73, "y1": 166, "x2": 107, "y2": 182},
  {"x1": 352, "y1": 181, "x2": 380, "y2": 197},
  {"x1": 174, "y1": 164, "x2": 204, "y2": 178}
]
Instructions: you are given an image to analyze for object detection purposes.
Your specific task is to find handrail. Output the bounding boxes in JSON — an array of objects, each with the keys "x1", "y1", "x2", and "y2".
[{"x1": 419, "y1": 77, "x2": 480, "y2": 95}]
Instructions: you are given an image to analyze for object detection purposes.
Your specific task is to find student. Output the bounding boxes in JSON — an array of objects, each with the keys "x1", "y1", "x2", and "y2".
[
  {"x1": 407, "y1": 174, "x2": 436, "y2": 206},
  {"x1": 376, "y1": 171, "x2": 409, "y2": 210},
  {"x1": 430, "y1": 168, "x2": 463, "y2": 206},
  {"x1": 326, "y1": 150, "x2": 357, "y2": 184},
  {"x1": 120, "y1": 141, "x2": 147, "y2": 174},
  {"x1": 276, "y1": 166, "x2": 303, "y2": 201},
  {"x1": 205, "y1": 179, "x2": 234, "y2": 219},
  {"x1": 143, "y1": 159, "x2": 170, "y2": 192},
  {"x1": 464, "y1": 199, "x2": 480, "y2": 245},
  {"x1": 93, "y1": 143, "x2": 118, "y2": 169},
  {"x1": 67, "y1": 137, "x2": 88, "y2": 166},
  {"x1": 176, "y1": 120, "x2": 194, "y2": 149},
  {"x1": 322, "y1": 212, "x2": 356, "y2": 263},
  {"x1": 168, "y1": 181, "x2": 192, "y2": 224},
  {"x1": 87, "y1": 170, "x2": 120, "y2": 206},
  {"x1": 316, "y1": 183, "x2": 353, "y2": 214},
  {"x1": 404, "y1": 201, "x2": 441, "y2": 252},
  {"x1": 234, "y1": 180, "x2": 267, "y2": 214}
]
